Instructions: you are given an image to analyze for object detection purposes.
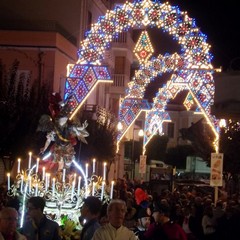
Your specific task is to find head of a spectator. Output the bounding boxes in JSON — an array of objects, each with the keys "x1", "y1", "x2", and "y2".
[
  {"x1": 80, "y1": 196, "x2": 102, "y2": 222},
  {"x1": 27, "y1": 196, "x2": 45, "y2": 222},
  {"x1": 203, "y1": 205, "x2": 213, "y2": 218},
  {"x1": 136, "y1": 207, "x2": 151, "y2": 230},
  {"x1": 216, "y1": 200, "x2": 223, "y2": 209},
  {"x1": 6, "y1": 197, "x2": 20, "y2": 211},
  {"x1": 0, "y1": 207, "x2": 19, "y2": 236},
  {"x1": 107, "y1": 199, "x2": 127, "y2": 229},
  {"x1": 194, "y1": 196, "x2": 203, "y2": 206},
  {"x1": 152, "y1": 203, "x2": 171, "y2": 224}
]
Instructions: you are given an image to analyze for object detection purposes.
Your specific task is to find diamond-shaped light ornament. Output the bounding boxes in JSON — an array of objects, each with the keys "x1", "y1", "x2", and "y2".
[
  {"x1": 133, "y1": 30, "x2": 154, "y2": 64},
  {"x1": 64, "y1": 64, "x2": 112, "y2": 119}
]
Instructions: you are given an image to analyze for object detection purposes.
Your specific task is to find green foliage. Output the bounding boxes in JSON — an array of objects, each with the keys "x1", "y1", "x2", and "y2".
[
  {"x1": 78, "y1": 116, "x2": 118, "y2": 166},
  {"x1": 145, "y1": 135, "x2": 169, "y2": 162},
  {"x1": 219, "y1": 120, "x2": 240, "y2": 173},
  {"x1": 0, "y1": 59, "x2": 49, "y2": 165},
  {"x1": 166, "y1": 144, "x2": 195, "y2": 169},
  {"x1": 179, "y1": 118, "x2": 215, "y2": 164}
]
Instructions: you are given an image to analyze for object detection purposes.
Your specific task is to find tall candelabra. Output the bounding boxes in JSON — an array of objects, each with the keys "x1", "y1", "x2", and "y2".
[{"x1": 7, "y1": 157, "x2": 114, "y2": 228}]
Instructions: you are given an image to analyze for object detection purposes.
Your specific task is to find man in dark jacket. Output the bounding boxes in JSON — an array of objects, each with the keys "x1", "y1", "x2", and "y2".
[
  {"x1": 80, "y1": 196, "x2": 102, "y2": 240},
  {"x1": 133, "y1": 207, "x2": 151, "y2": 240},
  {"x1": 20, "y1": 196, "x2": 61, "y2": 240},
  {"x1": 144, "y1": 203, "x2": 187, "y2": 240}
]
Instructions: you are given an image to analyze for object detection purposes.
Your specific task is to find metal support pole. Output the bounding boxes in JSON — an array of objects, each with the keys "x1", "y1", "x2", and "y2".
[{"x1": 132, "y1": 136, "x2": 135, "y2": 180}]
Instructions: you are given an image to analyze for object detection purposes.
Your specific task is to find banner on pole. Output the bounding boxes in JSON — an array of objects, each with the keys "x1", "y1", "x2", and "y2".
[
  {"x1": 139, "y1": 155, "x2": 147, "y2": 174},
  {"x1": 210, "y1": 153, "x2": 223, "y2": 187}
]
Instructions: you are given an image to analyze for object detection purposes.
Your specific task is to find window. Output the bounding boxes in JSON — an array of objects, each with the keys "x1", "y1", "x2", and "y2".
[
  {"x1": 110, "y1": 98, "x2": 119, "y2": 116},
  {"x1": 87, "y1": 11, "x2": 92, "y2": 32},
  {"x1": 114, "y1": 56, "x2": 125, "y2": 74},
  {"x1": 167, "y1": 122, "x2": 175, "y2": 138}
]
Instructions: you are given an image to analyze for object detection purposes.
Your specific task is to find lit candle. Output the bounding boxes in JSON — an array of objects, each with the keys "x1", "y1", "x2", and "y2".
[
  {"x1": 73, "y1": 173, "x2": 76, "y2": 183},
  {"x1": 92, "y1": 182, "x2": 95, "y2": 196},
  {"x1": 28, "y1": 176, "x2": 31, "y2": 193},
  {"x1": 52, "y1": 178, "x2": 56, "y2": 195},
  {"x1": 28, "y1": 152, "x2": 32, "y2": 169},
  {"x1": 85, "y1": 180, "x2": 89, "y2": 198},
  {"x1": 85, "y1": 163, "x2": 89, "y2": 179},
  {"x1": 93, "y1": 158, "x2": 96, "y2": 173},
  {"x1": 45, "y1": 173, "x2": 50, "y2": 190},
  {"x1": 71, "y1": 180, "x2": 75, "y2": 200},
  {"x1": 36, "y1": 158, "x2": 39, "y2": 174},
  {"x1": 20, "y1": 175, "x2": 24, "y2": 193},
  {"x1": 48, "y1": 173, "x2": 51, "y2": 185},
  {"x1": 42, "y1": 167, "x2": 45, "y2": 181},
  {"x1": 101, "y1": 181, "x2": 105, "y2": 200},
  {"x1": 7, "y1": 173, "x2": 10, "y2": 190},
  {"x1": 35, "y1": 183, "x2": 38, "y2": 196},
  {"x1": 110, "y1": 180, "x2": 114, "y2": 199},
  {"x1": 62, "y1": 169, "x2": 66, "y2": 183},
  {"x1": 17, "y1": 158, "x2": 21, "y2": 173},
  {"x1": 103, "y1": 162, "x2": 107, "y2": 181},
  {"x1": 77, "y1": 176, "x2": 81, "y2": 195}
]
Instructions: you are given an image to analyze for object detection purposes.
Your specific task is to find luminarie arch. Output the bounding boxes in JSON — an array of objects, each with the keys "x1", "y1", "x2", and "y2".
[{"x1": 64, "y1": 0, "x2": 220, "y2": 153}]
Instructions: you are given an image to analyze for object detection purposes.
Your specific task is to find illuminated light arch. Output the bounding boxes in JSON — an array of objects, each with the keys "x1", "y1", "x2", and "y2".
[{"x1": 64, "y1": 0, "x2": 219, "y2": 151}]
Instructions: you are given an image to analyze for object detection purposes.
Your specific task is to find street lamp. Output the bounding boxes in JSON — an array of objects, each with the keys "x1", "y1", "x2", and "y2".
[
  {"x1": 218, "y1": 119, "x2": 226, "y2": 153},
  {"x1": 132, "y1": 128, "x2": 144, "y2": 180},
  {"x1": 117, "y1": 122, "x2": 123, "y2": 131}
]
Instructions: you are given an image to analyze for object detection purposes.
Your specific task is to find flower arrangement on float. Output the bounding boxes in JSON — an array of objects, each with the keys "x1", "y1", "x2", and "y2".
[{"x1": 59, "y1": 216, "x2": 81, "y2": 240}]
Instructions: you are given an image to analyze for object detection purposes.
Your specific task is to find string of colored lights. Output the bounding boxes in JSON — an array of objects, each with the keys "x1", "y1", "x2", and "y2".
[{"x1": 65, "y1": 0, "x2": 219, "y2": 152}]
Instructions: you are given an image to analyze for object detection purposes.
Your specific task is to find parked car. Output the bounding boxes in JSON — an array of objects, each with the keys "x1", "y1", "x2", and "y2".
[{"x1": 175, "y1": 179, "x2": 227, "y2": 201}]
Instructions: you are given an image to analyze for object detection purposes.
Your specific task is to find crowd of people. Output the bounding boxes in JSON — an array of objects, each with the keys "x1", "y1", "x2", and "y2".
[{"x1": 1, "y1": 178, "x2": 240, "y2": 240}]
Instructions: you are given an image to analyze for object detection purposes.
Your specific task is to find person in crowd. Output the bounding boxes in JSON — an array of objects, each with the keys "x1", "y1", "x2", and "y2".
[
  {"x1": 99, "y1": 203, "x2": 109, "y2": 226},
  {"x1": 80, "y1": 196, "x2": 102, "y2": 240},
  {"x1": 191, "y1": 197, "x2": 204, "y2": 240},
  {"x1": 144, "y1": 203, "x2": 187, "y2": 240},
  {"x1": 5, "y1": 197, "x2": 20, "y2": 212},
  {"x1": 182, "y1": 205, "x2": 198, "y2": 240},
  {"x1": 201, "y1": 205, "x2": 216, "y2": 240},
  {"x1": 213, "y1": 200, "x2": 225, "y2": 224},
  {"x1": 217, "y1": 202, "x2": 240, "y2": 240},
  {"x1": 19, "y1": 196, "x2": 61, "y2": 240},
  {"x1": 133, "y1": 207, "x2": 151, "y2": 240},
  {"x1": 92, "y1": 199, "x2": 137, "y2": 240},
  {"x1": 0, "y1": 207, "x2": 26, "y2": 240},
  {"x1": 124, "y1": 197, "x2": 137, "y2": 230}
]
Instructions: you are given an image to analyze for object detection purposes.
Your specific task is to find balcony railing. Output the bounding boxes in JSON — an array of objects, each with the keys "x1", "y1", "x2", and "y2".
[
  {"x1": 112, "y1": 74, "x2": 125, "y2": 87},
  {"x1": 82, "y1": 104, "x2": 116, "y2": 124},
  {"x1": 113, "y1": 32, "x2": 127, "y2": 43}
]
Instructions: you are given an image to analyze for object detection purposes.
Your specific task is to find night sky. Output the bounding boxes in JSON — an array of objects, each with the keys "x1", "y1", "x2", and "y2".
[
  {"x1": 133, "y1": 0, "x2": 240, "y2": 71},
  {"x1": 168, "y1": 0, "x2": 240, "y2": 71},
  {"x1": 132, "y1": 0, "x2": 240, "y2": 102}
]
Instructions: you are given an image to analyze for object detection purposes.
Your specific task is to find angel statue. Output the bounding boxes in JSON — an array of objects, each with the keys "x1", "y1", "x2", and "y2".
[{"x1": 37, "y1": 92, "x2": 89, "y2": 172}]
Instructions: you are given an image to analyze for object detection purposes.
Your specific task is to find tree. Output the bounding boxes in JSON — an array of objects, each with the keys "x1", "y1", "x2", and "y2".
[
  {"x1": 0, "y1": 59, "x2": 49, "y2": 170},
  {"x1": 145, "y1": 135, "x2": 169, "y2": 162},
  {"x1": 166, "y1": 144, "x2": 195, "y2": 169},
  {"x1": 77, "y1": 114, "x2": 118, "y2": 173},
  {"x1": 179, "y1": 118, "x2": 215, "y2": 165},
  {"x1": 219, "y1": 120, "x2": 240, "y2": 173}
]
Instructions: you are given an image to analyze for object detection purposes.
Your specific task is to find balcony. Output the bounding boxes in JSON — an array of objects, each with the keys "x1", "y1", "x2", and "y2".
[
  {"x1": 112, "y1": 32, "x2": 135, "y2": 50},
  {"x1": 112, "y1": 74, "x2": 125, "y2": 87},
  {"x1": 82, "y1": 104, "x2": 116, "y2": 124}
]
